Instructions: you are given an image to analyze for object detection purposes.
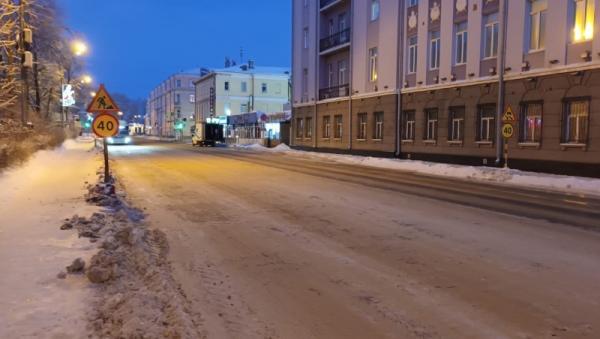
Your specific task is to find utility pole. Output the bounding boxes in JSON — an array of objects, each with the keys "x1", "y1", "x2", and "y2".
[{"x1": 495, "y1": 0, "x2": 508, "y2": 166}]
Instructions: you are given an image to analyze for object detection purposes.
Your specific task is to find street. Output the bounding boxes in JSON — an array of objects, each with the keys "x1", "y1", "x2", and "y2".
[{"x1": 106, "y1": 140, "x2": 600, "y2": 339}]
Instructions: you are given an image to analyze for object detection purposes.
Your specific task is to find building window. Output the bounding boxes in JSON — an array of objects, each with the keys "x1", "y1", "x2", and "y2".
[
  {"x1": 189, "y1": 94, "x2": 195, "y2": 103},
  {"x1": 374, "y1": 112, "x2": 384, "y2": 140},
  {"x1": 483, "y1": 13, "x2": 499, "y2": 58},
  {"x1": 176, "y1": 80, "x2": 181, "y2": 88},
  {"x1": 572, "y1": 0, "x2": 595, "y2": 42},
  {"x1": 334, "y1": 115, "x2": 343, "y2": 139},
  {"x1": 302, "y1": 69, "x2": 308, "y2": 100},
  {"x1": 403, "y1": 110, "x2": 416, "y2": 140},
  {"x1": 261, "y1": 83, "x2": 268, "y2": 93},
  {"x1": 449, "y1": 107, "x2": 465, "y2": 141},
  {"x1": 305, "y1": 117, "x2": 313, "y2": 138},
  {"x1": 296, "y1": 118, "x2": 304, "y2": 138},
  {"x1": 408, "y1": 36, "x2": 418, "y2": 74},
  {"x1": 455, "y1": 22, "x2": 468, "y2": 65},
  {"x1": 175, "y1": 94, "x2": 180, "y2": 105},
  {"x1": 520, "y1": 102, "x2": 543, "y2": 143},
  {"x1": 224, "y1": 81, "x2": 230, "y2": 91},
  {"x1": 323, "y1": 116, "x2": 331, "y2": 138},
  {"x1": 338, "y1": 60, "x2": 348, "y2": 85},
  {"x1": 241, "y1": 81, "x2": 247, "y2": 92},
  {"x1": 328, "y1": 63, "x2": 335, "y2": 87},
  {"x1": 529, "y1": 0, "x2": 547, "y2": 50},
  {"x1": 369, "y1": 47, "x2": 378, "y2": 82},
  {"x1": 430, "y1": 30, "x2": 441, "y2": 70},
  {"x1": 563, "y1": 99, "x2": 590, "y2": 144},
  {"x1": 357, "y1": 113, "x2": 368, "y2": 140},
  {"x1": 303, "y1": 27, "x2": 309, "y2": 49},
  {"x1": 371, "y1": 0, "x2": 380, "y2": 21},
  {"x1": 241, "y1": 103, "x2": 248, "y2": 113},
  {"x1": 425, "y1": 109, "x2": 438, "y2": 141},
  {"x1": 408, "y1": 0, "x2": 418, "y2": 6},
  {"x1": 477, "y1": 105, "x2": 496, "y2": 142}
]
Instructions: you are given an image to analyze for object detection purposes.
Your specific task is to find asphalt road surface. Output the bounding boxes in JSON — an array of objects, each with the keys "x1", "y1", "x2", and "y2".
[{"x1": 109, "y1": 140, "x2": 600, "y2": 339}]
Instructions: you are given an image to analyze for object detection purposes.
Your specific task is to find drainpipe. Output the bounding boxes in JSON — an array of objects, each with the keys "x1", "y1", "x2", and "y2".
[
  {"x1": 348, "y1": 0, "x2": 354, "y2": 152},
  {"x1": 291, "y1": 3, "x2": 295, "y2": 148},
  {"x1": 495, "y1": 0, "x2": 508, "y2": 165},
  {"x1": 395, "y1": 0, "x2": 405, "y2": 157},
  {"x1": 314, "y1": 1, "x2": 319, "y2": 149}
]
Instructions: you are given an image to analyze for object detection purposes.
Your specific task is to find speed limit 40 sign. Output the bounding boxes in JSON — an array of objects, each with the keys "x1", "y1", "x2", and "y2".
[{"x1": 92, "y1": 113, "x2": 119, "y2": 138}]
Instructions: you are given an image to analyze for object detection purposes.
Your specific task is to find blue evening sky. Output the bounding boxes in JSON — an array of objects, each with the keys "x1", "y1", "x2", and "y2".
[{"x1": 57, "y1": 0, "x2": 292, "y2": 99}]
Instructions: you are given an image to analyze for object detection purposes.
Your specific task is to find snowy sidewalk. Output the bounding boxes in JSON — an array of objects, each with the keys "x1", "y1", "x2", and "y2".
[
  {"x1": 0, "y1": 139, "x2": 100, "y2": 338},
  {"x1": 238, "y1": 143, "x2": 600, "y2": 197}
]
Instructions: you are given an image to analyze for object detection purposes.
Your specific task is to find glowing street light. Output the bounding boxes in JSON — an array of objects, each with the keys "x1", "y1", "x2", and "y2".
[
  {"x1": 117, "y1": 111, "x2": 123, "y2": 116},
  {"x1": 71, "y1": 40, "x2": 88, "y2": 56},
  {"x1": 81, "y1": 75, "x2": 93, "y2": 84},
  {"x1": 90, "y1": 91, "x2": 96, "y2": 98}
]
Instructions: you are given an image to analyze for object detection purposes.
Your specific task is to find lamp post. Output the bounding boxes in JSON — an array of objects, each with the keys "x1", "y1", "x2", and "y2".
[{"x1": 61, "y1": 39, "x2": 89, "y2": 126}]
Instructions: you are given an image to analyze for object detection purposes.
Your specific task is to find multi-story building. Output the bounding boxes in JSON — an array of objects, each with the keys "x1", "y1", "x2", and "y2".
[
  {"x1": 194, "y1": 62, "x2": 291, "y2": 123},
  {"x1": 147, "y1": 69, "x2": 205, "y2": 137},
  {"x1": 292, "y1": 0, "x2": 600, "y2": 176}
]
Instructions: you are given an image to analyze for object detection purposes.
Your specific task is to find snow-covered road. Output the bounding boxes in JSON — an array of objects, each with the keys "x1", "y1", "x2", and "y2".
[
  {"x1": 0, "y1": 140, "x2": 100, "y2": 338},
  {"x1": 110, "y1": 143, "x2": 600, "y2": 339}
]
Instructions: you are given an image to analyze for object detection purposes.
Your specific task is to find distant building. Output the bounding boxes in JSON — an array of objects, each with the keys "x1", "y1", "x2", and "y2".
[
  {"x1": 292, "y1": 0, "x2": 600, "y2": 176},
  {"x1": 147, "y1": 69, "x2": 209, "y2": 137},
  {"x1": 194, "y1": 62, "x2": 291, "y2": 124}
]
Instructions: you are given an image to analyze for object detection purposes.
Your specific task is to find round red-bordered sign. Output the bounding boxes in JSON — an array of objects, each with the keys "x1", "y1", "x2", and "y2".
[{"x1": 92, "y1": 113, "x2": 120, "y2": 138}]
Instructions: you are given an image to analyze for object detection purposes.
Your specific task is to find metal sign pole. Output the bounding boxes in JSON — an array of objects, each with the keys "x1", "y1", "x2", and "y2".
[
  {"x1": 103, "y1": 137, "x2": 110, "y2": 183},
  {"x1": 504, "y1": 139, "x2": 509, "y2": 169}
]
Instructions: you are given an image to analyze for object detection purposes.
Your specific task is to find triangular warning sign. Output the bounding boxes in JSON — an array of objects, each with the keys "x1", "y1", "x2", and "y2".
[
  {"x1": 503, "y1": 105, "x2": 516, "y2": 123},
  {"x1": 87, "y1": 84, "x2": 120, "y2": 113}
]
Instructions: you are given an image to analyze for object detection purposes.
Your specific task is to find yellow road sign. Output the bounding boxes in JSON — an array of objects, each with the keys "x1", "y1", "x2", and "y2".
[
  {"x1": 502, "y1": 123, "x2": 514, "y2": 139},
  {"x1": 503, "y1": 105, "x2": 516, "y2": 123},
  {"x1": 92, "y1": 113, "x2": 120, "y2": 138},
  {"x1": 87, "y1": 84, "x2": 120, "y2": 113}
]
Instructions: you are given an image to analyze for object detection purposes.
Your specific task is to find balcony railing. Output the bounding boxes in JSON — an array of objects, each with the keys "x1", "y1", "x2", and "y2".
[
  {"x1": 320, "y1": 28, "x2": 351, "y2": 52},
  {"x1": 319, "y1": 84, "x2": 350, "y2": 100},
  {"x1": 320, "y1": 0, "x2": 341, "y2": 9}
]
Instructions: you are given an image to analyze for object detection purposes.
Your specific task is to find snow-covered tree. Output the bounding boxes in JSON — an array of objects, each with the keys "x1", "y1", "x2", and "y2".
[{"x1": 0, "y1": 0, "x2": 21, "y2": 114}]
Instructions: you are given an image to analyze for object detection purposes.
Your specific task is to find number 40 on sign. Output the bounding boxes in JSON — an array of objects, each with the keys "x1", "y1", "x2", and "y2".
[{"x1": 92, "y1": 113, "x2": 120, "y2": 138}]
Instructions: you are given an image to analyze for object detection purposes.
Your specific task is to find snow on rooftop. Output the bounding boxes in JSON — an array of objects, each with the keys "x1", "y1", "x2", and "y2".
[{"x1": 212, "y1": 64, "x2": 290, "y2": 76}]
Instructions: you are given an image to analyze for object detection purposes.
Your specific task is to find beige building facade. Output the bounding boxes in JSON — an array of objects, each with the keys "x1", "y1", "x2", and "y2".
[{"x1": 292, "y1": 0, "x2": 600, "y2": 175}]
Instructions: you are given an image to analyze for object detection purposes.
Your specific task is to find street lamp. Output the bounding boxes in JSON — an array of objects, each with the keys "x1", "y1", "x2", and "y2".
[
  {"x1": 81, "y1": 75, "x2": 93, "y2": 84},
  {"x1": 71, "y1": 40, "x2": 88, "y2": 56},
  {"x1": 90, "y1": 91, "x2": 96, "y2": 98}
]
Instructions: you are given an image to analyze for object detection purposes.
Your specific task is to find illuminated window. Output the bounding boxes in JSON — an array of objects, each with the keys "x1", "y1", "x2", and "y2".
[
  {"x1": 563, "y1": 99, "x2": 589, "y2": 144},
  {"x1": 369, "y1": 47, "x2": 378, "y2": 82},
  {"x1": 529, "y1": 0, "x2": 547, "y2": 50},
  {"x1": 520, "y1": 102, "x2": 543, "y2": 143},
  {"x1": 573, "y1": 0, "x2": 595, "y2": 42}
]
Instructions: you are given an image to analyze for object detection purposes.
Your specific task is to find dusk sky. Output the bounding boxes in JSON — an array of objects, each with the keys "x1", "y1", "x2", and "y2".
[{"x1": 56, "y1": 0, "x2": 292, "y2": 100}]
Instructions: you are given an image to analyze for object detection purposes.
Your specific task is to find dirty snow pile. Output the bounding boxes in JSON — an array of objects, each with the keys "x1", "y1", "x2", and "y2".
[
  {"x1": 73, "y1": 172, "x2": 202, "y2": 338},
  {"x1": 240, "y1": 143, "x2": 600, "y2": 197}
]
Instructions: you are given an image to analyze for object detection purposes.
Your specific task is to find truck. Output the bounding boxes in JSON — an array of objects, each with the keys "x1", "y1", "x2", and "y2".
[{"x1": 191, "y1": 122, "x2": 224, "y2": 147}]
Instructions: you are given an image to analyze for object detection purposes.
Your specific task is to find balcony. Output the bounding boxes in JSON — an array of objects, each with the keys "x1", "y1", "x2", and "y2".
[
  {"x1": 319, "y1": 84, "x2": 350, "y2": 100},
  {"x1": 320, "y1": 0, "x2": 345, "y2": 11},
  {"x1": 320, "y1": 28, "x2": 351, "y2": 54}
]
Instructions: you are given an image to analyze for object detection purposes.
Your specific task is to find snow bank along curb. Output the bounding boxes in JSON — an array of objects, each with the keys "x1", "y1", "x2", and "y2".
[
  {"x1": 236, "y1": 143, "x2": 600, "y2": 197},
  {"x1": 60, "y1": 169, "x2": 202, "y2": 338}
]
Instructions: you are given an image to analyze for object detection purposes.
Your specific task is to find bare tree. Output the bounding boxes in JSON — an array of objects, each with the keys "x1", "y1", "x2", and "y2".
[{"x1": 0, "y1": 0, "x2": 21, "y2": 114}]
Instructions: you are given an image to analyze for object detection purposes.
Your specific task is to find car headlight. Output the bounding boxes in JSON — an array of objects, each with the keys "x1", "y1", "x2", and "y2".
[
  {"x1": 107, "y1": 137, "x2": 114, "y2": 143},
  {"x1": 125, "y1": 137, "x2": 131, "y2": 143}
]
